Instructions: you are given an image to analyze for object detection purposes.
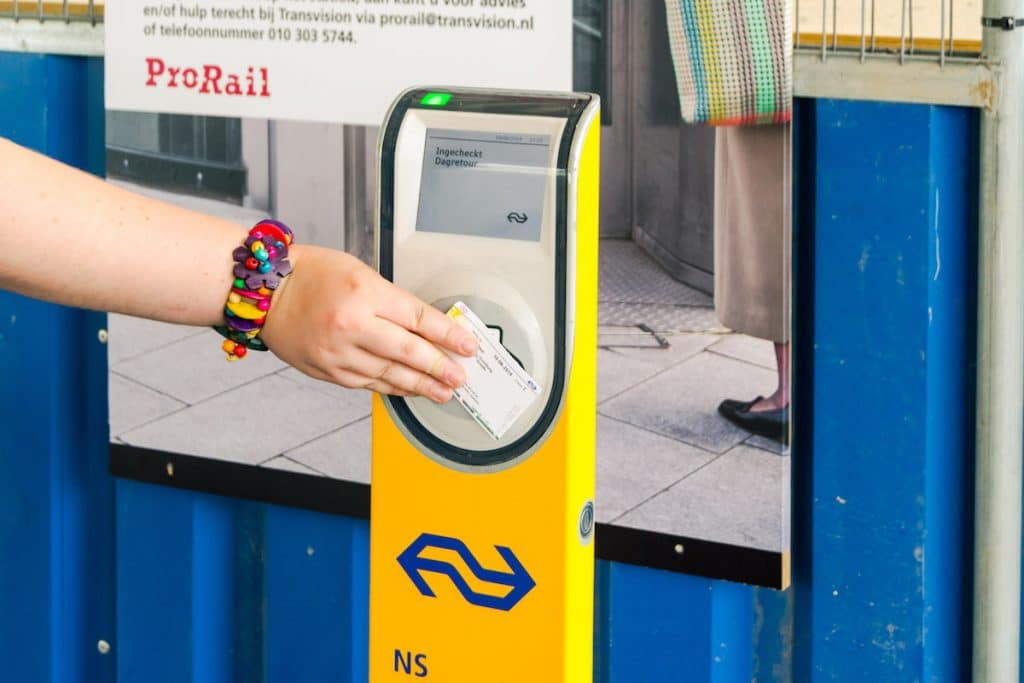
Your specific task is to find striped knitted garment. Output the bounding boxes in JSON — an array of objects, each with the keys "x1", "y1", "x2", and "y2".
[{"x1": 665, "y1": 0, "x2": 793, "y2": 126}]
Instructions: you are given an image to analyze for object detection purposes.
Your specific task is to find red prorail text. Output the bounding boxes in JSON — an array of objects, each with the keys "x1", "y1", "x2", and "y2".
[{"x1": 145, "y1": 58, "x2": 270, "y2": 97}]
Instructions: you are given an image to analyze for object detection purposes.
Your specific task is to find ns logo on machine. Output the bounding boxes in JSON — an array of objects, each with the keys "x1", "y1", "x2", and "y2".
[{"x1": 392, "y1": 533, "x2": 536, "y2": 677}]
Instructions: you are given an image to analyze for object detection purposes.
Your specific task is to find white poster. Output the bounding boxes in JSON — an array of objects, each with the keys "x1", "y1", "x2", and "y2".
[{"x1": 104, "y1": 0, "x2": 572, "y2": 125}]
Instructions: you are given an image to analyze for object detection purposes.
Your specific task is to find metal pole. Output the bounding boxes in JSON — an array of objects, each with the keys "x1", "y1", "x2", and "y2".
[
  {"x1": 831, "y1": 0, "x2": 837, "y2": 51},
  {"x1": 820, "y1": 0, "x2": 826, "y2": 60},
  {"x1": 940, "y1": 0, "x2": 947, "y2": 67},
  {"x1": 899, "y1": 0, "x2": 908, "y2": 64},
  {"x1": 860, "y1": 0, "x2": 867, "y2": 62},
  {"x1": 975, "y1": 1, "x2": 1024, "y2": 681}
]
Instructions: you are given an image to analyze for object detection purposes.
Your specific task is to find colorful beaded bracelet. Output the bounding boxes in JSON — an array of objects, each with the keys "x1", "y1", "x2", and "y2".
[{"x1": 214, "y1": 219, "x2": 294, "y2": 361}]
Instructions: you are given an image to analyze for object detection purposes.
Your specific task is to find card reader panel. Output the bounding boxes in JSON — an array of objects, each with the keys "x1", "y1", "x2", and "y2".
[{"x1": 377, "y1": 89, "x2": 590, "y2": 468}]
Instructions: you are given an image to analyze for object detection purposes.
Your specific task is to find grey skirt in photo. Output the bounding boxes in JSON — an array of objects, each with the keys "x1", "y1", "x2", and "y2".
[{"x1": 713, "y1": 123, "x2": 792, "y2": 344}]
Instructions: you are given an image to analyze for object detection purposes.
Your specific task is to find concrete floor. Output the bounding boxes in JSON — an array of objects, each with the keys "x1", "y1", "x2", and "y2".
[{"x1": 107, "y1": 183, "x2": 790, "y2": 553}]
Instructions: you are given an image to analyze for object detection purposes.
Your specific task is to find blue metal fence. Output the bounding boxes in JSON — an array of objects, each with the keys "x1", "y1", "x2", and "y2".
[
  {"x1": 0, "y1": 53, "x2": 113, "y2": 683},
  {"x1": 796, "y1": 99, "x2": 976, "y2": 681},
  {"x1": 0, "y1": 52, "x2": 978, "y2": 681}
]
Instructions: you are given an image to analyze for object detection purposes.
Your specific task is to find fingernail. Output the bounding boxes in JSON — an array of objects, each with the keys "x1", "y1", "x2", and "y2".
[
  {"x1": 460, "y1": 337, "x2": 478, "y2": 355},
  {"x1": 444, "y1": 369, "x2": 464, "y2": 387},
  {"x1": 432, "y1": 386, "x2": 453, "y2": 403}
]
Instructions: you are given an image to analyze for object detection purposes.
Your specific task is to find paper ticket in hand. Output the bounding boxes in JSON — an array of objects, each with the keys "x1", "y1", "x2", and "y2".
[{"x1": 444, "y1": 301, "x2": 542, "y2": 440}]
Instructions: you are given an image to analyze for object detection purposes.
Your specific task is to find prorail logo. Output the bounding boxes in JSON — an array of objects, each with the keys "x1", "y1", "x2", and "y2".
[{"x1": 144, "y1": 58, "x2": 270, "y2": 97}]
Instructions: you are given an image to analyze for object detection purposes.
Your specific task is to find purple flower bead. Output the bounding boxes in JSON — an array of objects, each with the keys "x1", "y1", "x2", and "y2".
[{"x1": 227, "y1": 317, "x2": 262, "y2": 333}]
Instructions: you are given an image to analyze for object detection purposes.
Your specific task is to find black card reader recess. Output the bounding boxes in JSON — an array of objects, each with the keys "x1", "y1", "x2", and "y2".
[{"x1": 485, "y1": 323, "x2": 525, "y2": 370}]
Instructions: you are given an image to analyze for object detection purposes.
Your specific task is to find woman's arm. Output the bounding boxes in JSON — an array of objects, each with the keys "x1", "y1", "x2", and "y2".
[
  {"x1": 0, "y1": 136, "x2": 245, "y2": 323},
  {"x1": 0, "y1": 138, "x2": 475, "y2": 401}
]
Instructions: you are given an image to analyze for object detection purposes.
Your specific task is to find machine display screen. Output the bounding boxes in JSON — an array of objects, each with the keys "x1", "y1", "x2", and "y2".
[{"x1": 416, "y1": 128, "x2": 552, "y2": 242}]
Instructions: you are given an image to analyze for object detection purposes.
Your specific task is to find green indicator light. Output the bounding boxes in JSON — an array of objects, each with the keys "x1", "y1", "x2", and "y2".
[{"x1": 420, "y1": 92, "x2": 452, "y2": 107}]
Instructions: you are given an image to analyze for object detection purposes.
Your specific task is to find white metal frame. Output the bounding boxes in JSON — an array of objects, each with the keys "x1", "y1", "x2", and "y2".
[
  {"x1": 793, "y1": 52, "x2": 994, "y2": 107},
  {"x1": 974, "y1": 3, "x2": 1024, "y2": 681},
  {"x1": 0, "y1": 13, "x2": 101, "y2": 56}
]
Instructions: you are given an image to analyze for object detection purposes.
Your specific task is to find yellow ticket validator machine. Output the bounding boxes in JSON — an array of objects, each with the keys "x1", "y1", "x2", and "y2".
[{"x1": 369, "y1": 87, "x2": 600, "y2": 682}]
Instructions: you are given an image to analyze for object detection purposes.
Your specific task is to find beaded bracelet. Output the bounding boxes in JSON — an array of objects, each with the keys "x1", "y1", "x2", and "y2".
[{"x1": 215, "y1": 219, "x2": 294, "y2": 361}]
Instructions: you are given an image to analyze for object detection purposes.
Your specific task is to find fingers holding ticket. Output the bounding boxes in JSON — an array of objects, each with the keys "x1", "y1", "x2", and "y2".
[{"x1": 443, "y1": 301, "x2": 542, "y2": 440}]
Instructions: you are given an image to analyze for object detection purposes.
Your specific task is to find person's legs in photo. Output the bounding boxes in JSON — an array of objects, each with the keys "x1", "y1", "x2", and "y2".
[{"x1": 711, "y1": 123, "x2": 792, "y2": 445}]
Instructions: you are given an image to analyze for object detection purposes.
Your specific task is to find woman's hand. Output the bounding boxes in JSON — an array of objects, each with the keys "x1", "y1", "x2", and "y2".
[{"x1": 260, "y1": 245, "x2": 478, "y2": 403}]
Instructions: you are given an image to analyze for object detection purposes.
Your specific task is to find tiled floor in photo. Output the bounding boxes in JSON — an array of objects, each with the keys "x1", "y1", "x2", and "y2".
[{"x1": 107, "y1": 183, "x2": 790, "y2": 553}]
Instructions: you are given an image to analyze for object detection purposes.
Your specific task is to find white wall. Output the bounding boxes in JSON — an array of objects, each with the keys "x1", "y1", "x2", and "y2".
[{"x1": 265, "y1": 120, "x2": 347, "y2": 251}]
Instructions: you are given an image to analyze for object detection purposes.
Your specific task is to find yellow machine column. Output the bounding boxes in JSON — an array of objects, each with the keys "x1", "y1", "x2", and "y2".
[{"x1": 369, "y1": 87, "x2": 600, "y2": 682}]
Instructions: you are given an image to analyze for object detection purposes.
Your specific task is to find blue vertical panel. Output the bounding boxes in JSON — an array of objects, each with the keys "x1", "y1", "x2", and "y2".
[
  {"x1": 594, "y1": 560, "x2": 612, "y2": 683},
  {"x1": 797, "y1": 100, "x2": 974, "y2": 681},
  {"x1": 116, "y1": 481, "x2": 195, "y2": 682},
  {"x1": 348, "y1": 519, "x2": 371, "y2": 681},
  {"x1": 192, "y1": 495, "x2": 238, "y2": 683},
  {"x1": 264, "y1": 505, "x2": 365, "y2": 682},
  {"x1": 922, "y1": 106, "x2": 975, "y2": 683},
  {"x1": 0, "y1": 53, "x2": 113, "y2": 683},
  {"x1": 231, "y1": 501, "x2": 270, "y2": 683},
  {"x1": 190, "y1": 495, "x2": 269, "y2": 683},
  {"x1": 596, "y1": 564, "x2": 764, "y2": 682},
  {"x1": 791, "y1": 97, "x2": 818, "y2": 683},
  {"x1": 709, "y1": 581, "x2": 754, "y2": 681},
  {"x1": 600, "y1": 563, "x2": 718, "y2": 682},
  {"x1": 753, "y1": 587, "x2": 793, "y2": 681},
  {"x1": 116, "y1": 482, "x2": 273, "y2": 683},
  {"x1": 115, "y1": 485, "x2": 369, "y2": 683}
]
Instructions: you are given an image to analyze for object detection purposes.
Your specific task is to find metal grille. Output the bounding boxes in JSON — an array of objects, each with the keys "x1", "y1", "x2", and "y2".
[
  {"x1": 792, "y1": 1, "x2": 990, "y2": 108},
  {"x1": 0, "y1": 0, "x2": 102, "y2": 23},
  {"x1": 796, "y1": 0, "x2": 983, "y2": 64},
  {"x1": 0, "y1": 0, "x2": 103, "y2": 56}
]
